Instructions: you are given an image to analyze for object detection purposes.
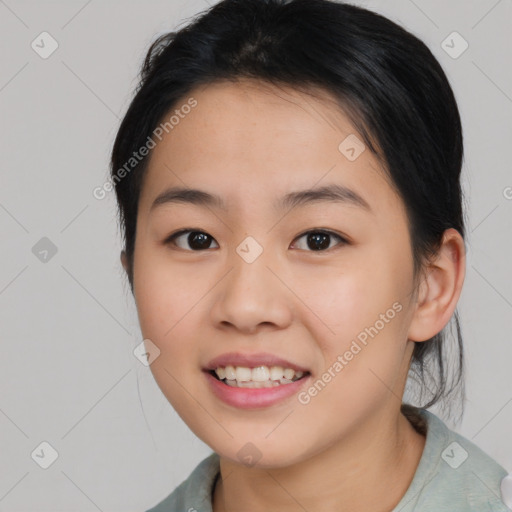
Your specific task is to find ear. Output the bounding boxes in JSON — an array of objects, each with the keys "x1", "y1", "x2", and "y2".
[
  {"x1": 120, "y1": 250, "x2": 135, "y2": 294},
  {"x1": 408, "y1": 228, "x2": 466, "y2": 342},
  {"x1": 120, "y1": 250, "x2": 129, "y2": 273}
]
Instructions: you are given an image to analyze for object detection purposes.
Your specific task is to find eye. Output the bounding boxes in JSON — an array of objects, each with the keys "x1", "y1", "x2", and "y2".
[
  {"x1": 164, "y1": 228, "x2": 348, "y2": 252},
  {"x1": 165, "y1": 229, "x2": 219, "y2": 251},
  {"x1": 291, "y1": 230, "x2": 348, "y2": 252}
]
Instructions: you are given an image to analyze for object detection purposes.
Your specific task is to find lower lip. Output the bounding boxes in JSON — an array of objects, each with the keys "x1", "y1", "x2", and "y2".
[{"x1": 204, "y1": 371, "x2": 310, "y2": 409}]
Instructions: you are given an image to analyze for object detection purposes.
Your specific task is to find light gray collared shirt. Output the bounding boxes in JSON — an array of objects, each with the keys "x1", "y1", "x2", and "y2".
[{"x1": 145, "y1": 408, "x2": 512, "y2": 511}]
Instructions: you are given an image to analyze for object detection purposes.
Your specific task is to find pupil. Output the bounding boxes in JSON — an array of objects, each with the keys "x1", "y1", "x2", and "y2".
[
  {"x1": 189, "y1": 232, "x2": 211, "y2": 250},
  {"x1": 308, "y1": 232, "x2": 329, "y2": 251}
]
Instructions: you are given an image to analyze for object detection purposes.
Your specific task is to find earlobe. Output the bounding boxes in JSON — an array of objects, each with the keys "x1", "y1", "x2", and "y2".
[
  {"x1": 120, "y1": 250, "x2": 128, "y2": 273},
  {"x1": 408, "y1": 228, "x2": 466, "y2": 342},
  {"x1": 120, "y1": 250, "x2": 135, "y2": 294}
]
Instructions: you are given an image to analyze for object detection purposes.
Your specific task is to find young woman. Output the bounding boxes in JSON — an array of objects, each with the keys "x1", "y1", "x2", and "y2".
[{"x1": 110, "y1": 0, "x2": 511, "y2": 510}]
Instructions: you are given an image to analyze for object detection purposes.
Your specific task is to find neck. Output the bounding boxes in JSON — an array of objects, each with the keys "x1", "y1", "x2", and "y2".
[{"x1": 212, "y1": 405, "x2": 426, "y2": 512}]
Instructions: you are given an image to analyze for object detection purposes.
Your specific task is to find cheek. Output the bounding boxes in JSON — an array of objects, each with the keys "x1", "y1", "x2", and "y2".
[
  {"x1": 133, "y1": 255, "x2": 206, "y2": 410},
  {"x1": 300, "y1": 251, "x2": 411, "y2": 392},
  {"x1": 305, "y1": 307, "x2": 409, "y2": 429},
  {"x1": 295, "y1": 259, "x2": 403, "y2": 346},
  {"x1": 133, "y1": 249, "x2": 205, "y2": 340}
]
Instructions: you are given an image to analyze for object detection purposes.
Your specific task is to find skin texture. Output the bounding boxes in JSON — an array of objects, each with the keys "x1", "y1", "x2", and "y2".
[{"x1": 121, "y1": 79, "x2": 465, "y2": 511}]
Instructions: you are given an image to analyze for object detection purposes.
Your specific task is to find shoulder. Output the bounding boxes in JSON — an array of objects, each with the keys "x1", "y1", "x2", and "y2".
[
  {"x1": 397, "y1": 407, "x2": 512, "y2": 512},
  {"x1": 144, "y1": 452, "x2": 220, "y2": 512}
]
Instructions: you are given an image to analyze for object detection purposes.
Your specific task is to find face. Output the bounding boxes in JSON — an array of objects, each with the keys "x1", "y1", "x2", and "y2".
[{"x1": 129, "y1": 79, "x2": 419, "y2": 468}]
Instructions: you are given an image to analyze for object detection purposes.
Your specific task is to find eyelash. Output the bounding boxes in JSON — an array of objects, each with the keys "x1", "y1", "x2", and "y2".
[{"x1": 164, "y1": 228, "x2": 349, "y2": 252}]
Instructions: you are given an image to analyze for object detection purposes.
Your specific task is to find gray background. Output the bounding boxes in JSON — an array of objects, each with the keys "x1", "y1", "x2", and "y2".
[{"x1": 1, "y1": 0, "x2": 511, "y2": 510}]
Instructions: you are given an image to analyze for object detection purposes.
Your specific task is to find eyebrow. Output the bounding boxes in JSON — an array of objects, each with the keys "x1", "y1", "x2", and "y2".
[{"x1": 150, "y1": 183, "x2": 372, "y2": 214}]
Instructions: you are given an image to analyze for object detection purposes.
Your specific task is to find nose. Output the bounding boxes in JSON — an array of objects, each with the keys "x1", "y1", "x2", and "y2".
[{"x1": 210, "y1": 248, "x2": 293, "y2": 335}]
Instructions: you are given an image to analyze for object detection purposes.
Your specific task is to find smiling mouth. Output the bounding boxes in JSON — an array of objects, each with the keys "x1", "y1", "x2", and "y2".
[{"x1": 208, "y1": 365, "x2": 310, "y2": 389}]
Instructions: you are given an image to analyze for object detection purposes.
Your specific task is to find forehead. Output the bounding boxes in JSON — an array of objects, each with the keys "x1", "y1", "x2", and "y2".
[{"x1": 138, "y1": 79, "x2": 398, "y2": 217}]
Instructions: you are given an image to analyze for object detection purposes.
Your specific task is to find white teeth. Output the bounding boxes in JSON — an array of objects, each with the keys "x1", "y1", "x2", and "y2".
[
  {"x1": 213, "y1": 364, "x2": 307, "y2": 387},
  {"x1": 225, "y1": 379, "x2": 281, "y2": 388},
  {"x1": 252, "y1": 366, "x2": 270, "y2": 382},
  {"x1": 269, "y1": 366, "x2": 284, "y2": 380},
  {"x1": 224, "y1": 365, "x2": 236, "y2": 380},
  {"x1": 235, "y1": 366, "x2": 252, "y2": 382},
  {"x1": 283, "y1": 368, "x2": 295, "y2": 380}
]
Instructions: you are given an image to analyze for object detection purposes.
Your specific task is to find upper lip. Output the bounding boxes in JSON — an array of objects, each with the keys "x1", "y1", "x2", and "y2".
[{"x1": 204, "y1": 352, "x2": 310, "y2": 373}]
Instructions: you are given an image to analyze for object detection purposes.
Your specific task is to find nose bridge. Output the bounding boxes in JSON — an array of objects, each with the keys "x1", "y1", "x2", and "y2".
[
  {"x1": 232, "y1": 238, "x2": 271, "y2": 290},
  {"x1": 228, "y1": 236, "x2": 274, "y2": 303},
  {"x1": 211, "y1": 235, "x2": 292, "y2": 332}
]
